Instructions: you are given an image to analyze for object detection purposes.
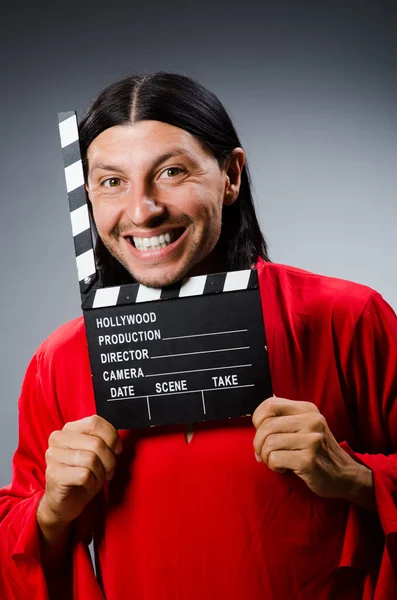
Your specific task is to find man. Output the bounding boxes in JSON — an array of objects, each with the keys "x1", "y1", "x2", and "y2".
[{"x1": 0, "y1": 72, "x2": 396, "y2": 600}]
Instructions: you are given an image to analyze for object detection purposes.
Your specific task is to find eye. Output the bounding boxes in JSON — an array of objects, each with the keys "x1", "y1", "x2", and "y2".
[
  {"x1": 102, "y1": 177, "x2": 122, "y2": 188},
  {"x1": 159, "y1": 167, "x2": 183, "y2": 179}
]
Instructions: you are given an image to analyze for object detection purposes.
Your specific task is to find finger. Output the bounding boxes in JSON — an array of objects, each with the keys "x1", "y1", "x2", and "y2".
[
  {"x1": 48, "y1": 431, "x2": 116, "y2": 477},
  {"x1": 46, "y1": 463, "x2": 98, "y2": 494},
  {"x1": 258, "y1": 433, "x2": 322, "y2": 465},
  {"x1": 62, "y1": 415, "x2": 122, "y2": 455},
  {"x1": 266, "y1": 449, "x2": 312, "y2": 474},
  {"x1": 253, "y1": 414, "x2": 322, "y2": 456},
  {"x1": 45, "y1": 446, "x2": 111, "y2": 483},
  {"x1": 252, "y1": 397, "x2": 319, "y2": 430}
]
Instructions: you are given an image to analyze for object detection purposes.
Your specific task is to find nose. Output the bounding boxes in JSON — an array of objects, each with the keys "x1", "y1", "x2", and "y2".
[{"x1": 124, "y1": 185, "x2": 165, "y2": 227}]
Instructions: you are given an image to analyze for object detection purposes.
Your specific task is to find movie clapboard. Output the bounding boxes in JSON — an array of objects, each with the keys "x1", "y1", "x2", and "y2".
[{"x1": 58, "y1": 111, "x2": 273, "y2": 429}]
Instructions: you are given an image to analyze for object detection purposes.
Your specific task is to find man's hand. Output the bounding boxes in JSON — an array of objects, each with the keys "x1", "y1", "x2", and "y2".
[
  {"x1": 38, "y1": 415, "x2": 122, "y2": 528},
  {"x1": 252, "y1": 397, "x2": 375, "y2": 510},
  {"x1": 35, "y1": 415, "x2": 121, "y2": 585}
]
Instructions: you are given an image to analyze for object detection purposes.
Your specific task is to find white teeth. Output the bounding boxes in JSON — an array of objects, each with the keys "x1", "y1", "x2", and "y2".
[{"x1": 132, "y1": 231, "x2": 175, "y2": 251}]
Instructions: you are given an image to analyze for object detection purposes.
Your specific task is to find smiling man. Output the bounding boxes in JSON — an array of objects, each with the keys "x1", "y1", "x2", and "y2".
[
  {"x1": 0, "y1": 72, "x2": 397, "y2": 600},
  {"x1": 86, "y1": 119, "x2": 244, "y2": 287}
]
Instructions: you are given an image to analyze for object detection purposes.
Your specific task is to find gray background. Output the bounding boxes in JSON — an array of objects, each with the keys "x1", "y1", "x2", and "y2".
[{"x1": 0, "y1": 0, "x2": 396, "y2": 486}]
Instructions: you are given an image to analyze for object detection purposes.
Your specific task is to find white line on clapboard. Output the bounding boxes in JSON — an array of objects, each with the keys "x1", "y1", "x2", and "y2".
[
  {"x1": 107, "y1": 384, "x2": 255, "y2": 402},
  {"x1": 201, "y1": 391, "x2": 206, "y2": 415},
  {"x1": 145, "y1": 364, "x2": 252, "y2": 378},
  {"x1": 150, "y1": 347, "x2": 250, "y2": 360},
  {"x1": 146, "y1": 397, "x2": 151, "y2": 420},
  {"x1": 162, "y1": 329, "x2": 248, "y2": 341}
]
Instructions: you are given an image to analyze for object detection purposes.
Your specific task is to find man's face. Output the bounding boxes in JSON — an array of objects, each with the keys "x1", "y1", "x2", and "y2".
[{"x1": 86, "y1": 120, "x2": 242, "y2": 288}]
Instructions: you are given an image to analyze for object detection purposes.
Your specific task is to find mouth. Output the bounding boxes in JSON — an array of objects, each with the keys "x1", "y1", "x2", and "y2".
[{"x1": 125, "y1": 227, "x2": 186, "y2": 254}]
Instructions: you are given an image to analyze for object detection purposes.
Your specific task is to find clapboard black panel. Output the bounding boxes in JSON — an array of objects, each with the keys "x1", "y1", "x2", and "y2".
[{"x1": 84, "y1": 283, "x2": 272, "y2": 429}]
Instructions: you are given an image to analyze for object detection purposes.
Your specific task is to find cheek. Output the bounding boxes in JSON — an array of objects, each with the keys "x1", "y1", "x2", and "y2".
[
  {"x1": 92, "y1": 202, "x2": 122, "y2": 236},
  {"x1": 179, "y1": 183, "x2": 223, "y2": 221}
]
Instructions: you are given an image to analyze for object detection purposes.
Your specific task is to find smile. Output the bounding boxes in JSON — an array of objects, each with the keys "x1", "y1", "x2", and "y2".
[{"x1": 128, "y1": 228, "x2": 185, "y2": 252}]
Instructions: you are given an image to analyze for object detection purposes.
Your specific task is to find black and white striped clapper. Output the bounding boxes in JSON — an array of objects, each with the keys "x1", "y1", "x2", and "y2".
[
  {"x1": 58, "y1": 112, "x2": 272, "y2": 429},
  {"x1": 58, "y1": 112, "x2": 97, "y2": 296}
]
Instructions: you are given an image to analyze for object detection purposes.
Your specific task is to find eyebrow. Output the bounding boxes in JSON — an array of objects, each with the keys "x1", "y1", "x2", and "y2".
[{"x1": 89, "y1": 147, "x2": 196, "y2": 176}]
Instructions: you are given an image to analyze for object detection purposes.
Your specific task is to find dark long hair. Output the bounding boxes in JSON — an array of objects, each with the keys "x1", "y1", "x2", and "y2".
[{"x1": 78, "y1": 72, "x2": 270, "y2": 286}]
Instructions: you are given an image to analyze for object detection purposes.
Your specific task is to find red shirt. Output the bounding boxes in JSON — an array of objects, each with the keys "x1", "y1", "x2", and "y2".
[{"x1": 1, "y1": 259, "x2": 397, "y2": 599}]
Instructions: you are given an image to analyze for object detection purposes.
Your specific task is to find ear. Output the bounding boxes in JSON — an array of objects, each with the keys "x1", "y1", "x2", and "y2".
[{"x1": 223, "y1": 148, "x2": 245, "y2": 207}]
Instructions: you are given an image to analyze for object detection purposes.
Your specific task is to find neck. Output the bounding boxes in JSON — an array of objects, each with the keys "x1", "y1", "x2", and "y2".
[{"x1": 188, "y1": 247, "x2": 227, "y2": 278}]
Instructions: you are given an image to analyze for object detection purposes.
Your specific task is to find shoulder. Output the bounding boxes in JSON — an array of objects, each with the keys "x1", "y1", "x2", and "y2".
[
  {"x1": 255, "y1": 258, "x2": 377, "y2": 326},
  {"x1": 20, "y1": 318, "x2": 95, "y2": 424},
  {"x1": 34, "y1": 316, "x2": 88, "y2": 368}
]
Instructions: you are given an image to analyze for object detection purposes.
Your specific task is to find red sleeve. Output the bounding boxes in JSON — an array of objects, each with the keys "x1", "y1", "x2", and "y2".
[
  {"x1": 0, "y1": 352, "x2": 103, "y2": 599},
  {"x1": 339, "y1": 292, "x2": 397, "y2": 597}
]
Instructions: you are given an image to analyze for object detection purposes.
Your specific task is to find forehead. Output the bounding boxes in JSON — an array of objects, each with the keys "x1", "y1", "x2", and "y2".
[{"x1": 86, "y1": 120, "x2": 211, "y2": 167}]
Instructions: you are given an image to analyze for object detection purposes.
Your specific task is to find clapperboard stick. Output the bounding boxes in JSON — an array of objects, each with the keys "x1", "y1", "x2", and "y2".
[{"x1": 58, "y1": 112, "x2": 97, "y2": 299}]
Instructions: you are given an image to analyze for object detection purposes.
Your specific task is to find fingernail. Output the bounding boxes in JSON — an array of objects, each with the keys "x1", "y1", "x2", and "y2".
[
  {"x1": 106, "y1": 470, "x2": 114, "y2": 481},
  {"x1": 115, "y1": 441, "x2": 123, "y2": 455},
  {"x1": 255, "y1": 453, "x2": 262, "y2": 463}
]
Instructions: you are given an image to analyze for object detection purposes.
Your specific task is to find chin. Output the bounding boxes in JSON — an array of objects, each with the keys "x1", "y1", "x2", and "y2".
[
  {"x1": 109, "y1": 242, "x2": 207, "y2": 288},
  {"x1": 128, "y1": 264, "x2": 191, "y2": 289}
]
